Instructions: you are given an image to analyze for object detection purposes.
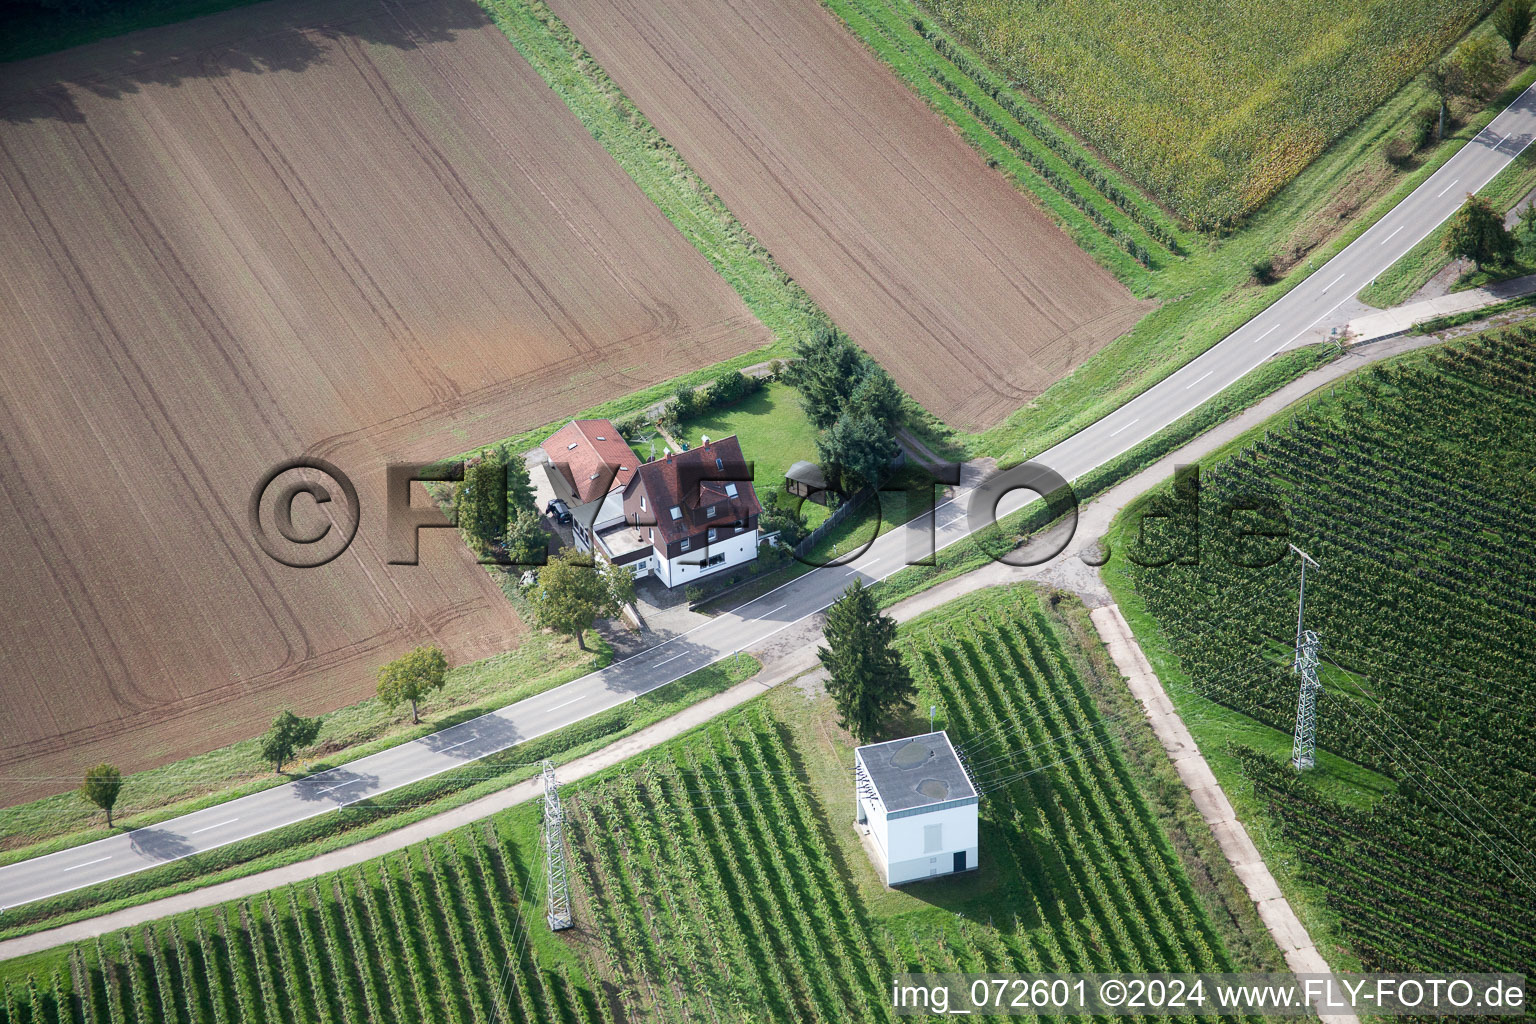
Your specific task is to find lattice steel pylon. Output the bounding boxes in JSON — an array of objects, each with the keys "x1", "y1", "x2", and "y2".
[
  {"x1": 541, "y1": 760, "x2": 573, "y2": 931},
  {"x1": 1288, "y1": 544, "x2": 1324, "y2": 771}
]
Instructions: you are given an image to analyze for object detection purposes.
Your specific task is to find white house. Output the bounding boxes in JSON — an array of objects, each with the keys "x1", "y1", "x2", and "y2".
[
  {"x1": 616, "y1": 435, "x2": 761, "y2": 588},
  {"x1": 854, "y1": 731, "x2": 978, "y2": 885}
]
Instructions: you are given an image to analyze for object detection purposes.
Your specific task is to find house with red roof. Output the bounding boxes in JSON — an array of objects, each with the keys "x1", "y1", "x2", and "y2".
[{"x1": 538, "y1": 421, "x2": 760, "y2": 588}]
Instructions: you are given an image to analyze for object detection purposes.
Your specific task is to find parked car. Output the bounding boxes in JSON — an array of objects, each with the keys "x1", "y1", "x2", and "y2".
[{"x1": 545, "y1": 498, "x2": 572, "y2": 524}]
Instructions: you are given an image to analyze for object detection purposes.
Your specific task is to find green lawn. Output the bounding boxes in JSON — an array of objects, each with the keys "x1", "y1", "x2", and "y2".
[{"x1": 667, "y1": 382, "x2": 819, "y2": 503}]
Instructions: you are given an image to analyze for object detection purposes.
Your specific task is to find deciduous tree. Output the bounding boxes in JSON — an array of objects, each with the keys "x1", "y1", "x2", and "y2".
[
  {"x1": 1456, "y1": 37, "x2": 1502, "y2": 98},
  {"x1": 530, "y1": 548, "x2": 633, "y2": 650},
  {"x1": 1494, "y1": 0, "x2": 1533, "y2": 58},
  {"x1": 818, "y1": 579, "x2": 915, "y2": 743},
  {"x1": 260, "y1": 710, "x2": 322, "y2": 773},
  {"x1": 376, "y1": 645, "x2": 451, "y2": 724},
  {"x1": 1443, "y1": 193, "x2": 1513, "y2": 270},
  {"x1": 79, "y1": 764, "x2": 123, "y2": 828}
]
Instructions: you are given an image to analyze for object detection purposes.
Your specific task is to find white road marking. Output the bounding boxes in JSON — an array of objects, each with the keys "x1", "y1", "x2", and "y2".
[
  {"x1": 1323, "y1": 273, "x2": 1345, "y2": 292},
  {"x1": 844, "y1": 566, "x2": 864, "y2": 575},
  {"x1": 1108, "y1": 418, "x2": 1139, "y2": 438},
  {"x1": 1435, "y1": 178, "x2": 1460, "y2": 198},
  {"x1": 753, "y1": 604, "x2": 787, "y2": 620},
  {"x1": 62, "y1": 856, "x2": 111, "y2": 872},
  {"x1": 1252, "y1": 324, "x2": 1279, "y2": 343},
  {"x1": 190, "y1": 818, "x2": 238, "y2": 835},
  {"x1": 1378, "y1": 225, "x2": 1404, "y2": 246},
  {"x1": 654, "y1": 651, "x2": 688, "y2": 667},
  {"x1": 546, "y1": 694, "x2": 588, "y2": 712},
  {"x1": 434, "y1": 737, "x2": 477, "y2": 753},
  {"x1": 1184, "y1": 370, "x2": 1214, "y2": 389}
]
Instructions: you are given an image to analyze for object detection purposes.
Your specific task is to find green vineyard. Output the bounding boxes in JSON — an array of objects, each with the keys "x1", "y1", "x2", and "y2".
[
  {"x1": 1116, "y1": 329, "x2": 1536, "y2": 975},
  {"x1": 0, "y1": 588, "x2": 1269, "y2": 1023}
]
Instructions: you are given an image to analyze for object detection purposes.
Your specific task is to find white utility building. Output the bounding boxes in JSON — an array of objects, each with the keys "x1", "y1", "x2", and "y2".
[{"x1": 854, "y1": 731, "x2": 978, "y2": 885}]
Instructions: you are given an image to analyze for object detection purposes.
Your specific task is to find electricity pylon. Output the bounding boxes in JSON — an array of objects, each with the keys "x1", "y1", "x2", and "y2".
[
  {"x1": 542, "y1": 760, "x2": 573, "y2": 931},
  {"x1": 1288, "y1": 544, "x2": 1323, "y2": 771}
]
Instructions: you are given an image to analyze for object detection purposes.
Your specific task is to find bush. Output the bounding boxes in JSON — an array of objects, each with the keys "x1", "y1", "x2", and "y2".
[
  {"x1": 1249, "y1": 257, "x2": 1276, "y2": 285},
  {"x1": 1384, "y1": 135, "x2": 1413, "y2": 167},
  {"x1": 672, "y1": 384, "x2": 699, "y2": 419},
  {"x1": 1411, "y1": 106, "x2": 1438, "y2": 150},
  {"x1": 705, "y1": 369, "x2": 761, "y2": 407},
  {"x1": 760, "y1": 502, "x2": 809, "y2": 547},
  {"x1": 684, "y1": 585, "x2": 704, "y2": 603},
  {"x1": 613, "y1": 413, "x2": 648, "y2": 438}
]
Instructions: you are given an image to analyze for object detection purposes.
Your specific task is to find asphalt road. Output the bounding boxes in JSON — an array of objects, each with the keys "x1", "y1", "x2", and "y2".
[{"x1": 5, "y1": 83, "x2": 1535, "y2": 913}]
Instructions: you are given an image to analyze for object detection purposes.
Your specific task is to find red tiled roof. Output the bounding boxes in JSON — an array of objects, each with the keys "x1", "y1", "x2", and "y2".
[
  {"x1": 541, "y1": 419, "x2": 638, "y2": 504},
  {"x1": 629, "y1": 435, "x2": 761, "y2": 547}
]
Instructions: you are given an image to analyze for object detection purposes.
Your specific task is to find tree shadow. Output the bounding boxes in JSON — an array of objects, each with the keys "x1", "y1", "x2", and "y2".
[
  {"x1": 126, "y1": 824, "x2": 196, "y2": 861},
  {"x1": 2, "y1": 0, "x2": 492, "y2": 124}
]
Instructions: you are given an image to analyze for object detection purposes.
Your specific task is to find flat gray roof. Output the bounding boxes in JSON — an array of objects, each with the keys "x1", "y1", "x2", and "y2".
[{"x1": 855, "y1": 730, "x2": 975, "y2": 813}]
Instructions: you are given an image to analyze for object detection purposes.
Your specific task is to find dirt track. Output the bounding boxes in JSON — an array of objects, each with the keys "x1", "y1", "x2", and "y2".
[
  {"x1": 546, "y1": 0, "x2": 1151, "y2": 432},
  {"x1": 0, "y1": 0, "x2": 767, "y2": 802}
]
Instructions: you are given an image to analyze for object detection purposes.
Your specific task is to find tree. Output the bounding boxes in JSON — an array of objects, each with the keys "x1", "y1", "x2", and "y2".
[
  {"x1": 260, "y1": 710, "x2": 322, "y2": 773},
  {"x1": 816, "y1": 411, "x2": 899, "y2": 492},
  {"x1": 1494, "y1": 0, "x2": 1533, "y2": 58},
  {"x1": 1456, "y1": 37, "x2": 1502, "y2": 98},
  {"x1": 1517, "y1": 198, "x2": 1536, "y2": 252},
  {"x1": 817, "y1": 579, "x2": 915, "y2": 742},
  {"x1": 1424, "y1": 58, "x2": 1459, "y2": 141},
  {"x1": 530, "y1": 548, "x2": 632, "y2": 650},
  {"x1": 79, "y1": 764, "x2": 123, "y2": 828},
  {"x1": 456, "y1": 456, "x2": 507, "y2": 551},
  {"x1": 780, "y1": 326, "x2": 867, "y2": 429},
  {"x1": 376, "y1": 645, "x2": 450, "y2": 724},
  {"x1": 504, "y1": 505, "x2": 549, "y2": 566},
  {"x1": 1443, "y1": 193, "x2": 1514, "y2": 270},
  {"x1": 506, "y1": 452, "x2": 537, "y2": 516},
  {"x1": 847, "y1": 364, "x2": 903, "y2": 426}
]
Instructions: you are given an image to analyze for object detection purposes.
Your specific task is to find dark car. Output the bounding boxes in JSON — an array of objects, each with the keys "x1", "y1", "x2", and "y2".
[{"x1": 545, "y1": 498, "x2": 573, "y2": 524}]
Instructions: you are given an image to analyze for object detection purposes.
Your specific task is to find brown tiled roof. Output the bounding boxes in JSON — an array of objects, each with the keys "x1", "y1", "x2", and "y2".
[
  {"x1": 541, "y1": 420, "x2": 638, "y2": 504},
  {"x1": 629, "y1": 435, "x2": 761, "y2": 547}
]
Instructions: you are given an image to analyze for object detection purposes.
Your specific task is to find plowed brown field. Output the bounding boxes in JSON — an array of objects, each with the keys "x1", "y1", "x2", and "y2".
[
  {"x1": 545, "y1": 0, "x2": 1152, "y2": 432},
  {"x1": 0, "y1": 0, "x2": 766, "y2": 802}
]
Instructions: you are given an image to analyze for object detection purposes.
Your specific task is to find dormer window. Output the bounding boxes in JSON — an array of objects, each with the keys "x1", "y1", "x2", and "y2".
[
  {"x1": 706, "y1": 505, "x2": 716, "y2": 518},
  {"x1": 680, "y1": 537, "x2": 690, "y2": 551},
  {"x1": 707, "y1": 527, "x2": 717, "y2": 542}
]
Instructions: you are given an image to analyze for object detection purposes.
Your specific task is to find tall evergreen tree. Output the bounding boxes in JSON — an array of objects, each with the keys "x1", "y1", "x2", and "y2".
[
  {"x1": 816, "y1": 411, "x2": 899, "y2": 492},
  {"x1": 780, "y1": 326, "x2": 867, "y2": 429},
  {"x1": 818, "y1": 579, "x2": 915, "y2": 743}
]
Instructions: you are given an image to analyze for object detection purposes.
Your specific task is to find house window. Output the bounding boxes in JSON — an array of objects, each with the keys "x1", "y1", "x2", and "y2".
[
  {"x1": 567, "y1": 442, "x2": 578, "y2": 450},
  {"x1": 707, "y1": 527, "x2": 717, "y2": 542},
  {"x1": 923, "y1": 824, "x2": 943, "y2": 853},
  {"x1": 669, "y1": 506, "x2": 682, "y2": 520},
  {"x1": 640, "y1": 496, "x2": 646, "y2": 511},
  {"x1": 680, "y1": 538, "x2": 690, "y2": 552},
  {"x1": 648, "y1": 529, "x2": 653, "y2": 541},
  {"x1": 706, "y1": 505, "x2": 716, "y2": 518},
  {"x1": 706, "y1": 552, "x2": 725, "y2": 567},
  {"x1": 725, "y1": 483, "x2": 738, "y2": 497},
  {"x1": 715, "y1": 456, "x2": 723, "y2": 470}
]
